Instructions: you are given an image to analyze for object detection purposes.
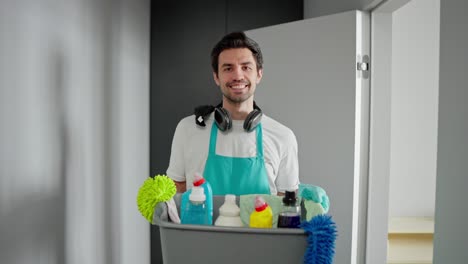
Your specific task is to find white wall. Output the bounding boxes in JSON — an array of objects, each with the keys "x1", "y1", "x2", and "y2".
[
  {"x1": 433, "y1": 0, "x2": 468, "y2": 262},
  {"x1": 389, "y1": 0, "x2": 440, "y2": 217},
  {"x1": 0, "y1": 0, "x2": 150, "y2": 263}
]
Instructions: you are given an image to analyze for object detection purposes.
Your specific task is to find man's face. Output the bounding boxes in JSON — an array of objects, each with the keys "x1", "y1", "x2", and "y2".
[{"x1": 213, "y1": 48, "x2": 263, "y2": 104}]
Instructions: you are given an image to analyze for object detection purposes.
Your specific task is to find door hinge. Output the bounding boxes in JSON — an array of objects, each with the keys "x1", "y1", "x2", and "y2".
[{"x1": 357, "y1": 55, "x2": 370, "y2": 79}]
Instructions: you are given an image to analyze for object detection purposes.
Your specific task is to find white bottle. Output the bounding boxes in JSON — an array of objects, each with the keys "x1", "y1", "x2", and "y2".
[{"x1": 214, "y1": 194, "x2": 244, "y2": 227}]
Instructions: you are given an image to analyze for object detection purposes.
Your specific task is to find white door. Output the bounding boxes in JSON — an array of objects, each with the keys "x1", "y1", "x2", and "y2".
[{"x1": 247, "y1": 10, "x2": 370, "y2": 264}]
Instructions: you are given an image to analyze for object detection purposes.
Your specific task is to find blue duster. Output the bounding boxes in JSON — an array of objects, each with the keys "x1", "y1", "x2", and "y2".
[{"x1": 300, "y1": 214, "x2": 337, "y2": 264}]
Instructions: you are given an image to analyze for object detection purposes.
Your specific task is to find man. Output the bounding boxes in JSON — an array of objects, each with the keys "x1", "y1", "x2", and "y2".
[{"x1": 167, "y1": 32, "x2": 299, "y2": 196}]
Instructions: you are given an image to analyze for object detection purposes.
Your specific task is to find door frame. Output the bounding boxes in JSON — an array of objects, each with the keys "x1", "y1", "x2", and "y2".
[{"x1": 365, "y1": 1, "x2": 412, "y2": 263}]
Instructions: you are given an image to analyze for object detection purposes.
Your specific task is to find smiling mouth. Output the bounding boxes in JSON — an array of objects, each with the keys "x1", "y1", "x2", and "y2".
[
  {"x1": 230, "y1": 85, "x2": 247, "y2": 89},
  {"x1": 228, "y1": 82, "x2": 249, "y2": 89}
]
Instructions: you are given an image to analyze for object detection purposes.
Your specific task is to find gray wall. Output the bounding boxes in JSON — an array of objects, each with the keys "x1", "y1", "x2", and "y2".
[
  {"x1": 433, "y1": 0, "x2": 468, "y2": 262},
  {"x1": 0, "y1": 0, "x2": 150, "y2": 263},
  {"x1": 304, "y1": 0, "x2": 380, "y2": 18},
  {"x1": 389, "y1": 0, "x2": 439, "y2": 217}
]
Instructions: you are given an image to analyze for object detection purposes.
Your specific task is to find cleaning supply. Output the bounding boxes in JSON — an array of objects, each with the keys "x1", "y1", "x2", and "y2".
[
  {"x1": 301, "y1": 187, "x2": 327, "y2": 221},
  {"x1": 165, "y1": 198, "x2": 180, "y2": 224},
  {"x1": 249, "y1": 196, "x2": 273, "y2": 228},
  {"x1": 153, "y1": 194, "x2": 181, "y2": 224},
  {"x1": 214, "y1": 194, "x2": 244, "y2": 227},
  {"x1": 181, "y1": 185, "x2": 210, "y2": 225},
  {"x1": 278, "y1": 190, "x2": 301, "y2": 228},
  {"x1": 300, "y1": 214, "x2": 337, "y2": 264},
  {"x1": 299, "y1": 183, "x2": 329, "y2": 213},
  {"x1": 180, "y1": 172, "x2": 213, "y2": 224},
  {"x1": 239, "y1": 194, "x2": 282, "y2": 227},
  {"x1": 137, "y1": 174, "x2": 177, "y2": 223}
]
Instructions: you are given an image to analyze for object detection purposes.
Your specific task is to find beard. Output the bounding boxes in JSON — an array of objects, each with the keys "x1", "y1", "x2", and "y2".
[
  {"x1": 221, "y1": 80, "x2": 253, "y2": 104},
  {"x1": 223, "y1": 93, "x2": 253, "y2": 104}
]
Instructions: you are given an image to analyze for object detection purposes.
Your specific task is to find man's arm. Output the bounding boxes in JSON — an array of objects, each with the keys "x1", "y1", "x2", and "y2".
[
  {"x1": 167, "y1": 118, "x2": 188, "y2": 193},
  {"x1": 174, "y1": 180, "x2": 186, "y2": 193},
  {"x1": 275, "y1": 129, "x2": 300, "y2": 196}
]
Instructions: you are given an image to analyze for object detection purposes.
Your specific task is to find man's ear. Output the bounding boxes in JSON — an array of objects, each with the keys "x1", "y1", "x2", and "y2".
[
  {"x1": 213, "y1": 72, "x2": 220, "y2": 86},
  {"x1": 256, "y1": 68, "x2": 263, "y2": 84}
]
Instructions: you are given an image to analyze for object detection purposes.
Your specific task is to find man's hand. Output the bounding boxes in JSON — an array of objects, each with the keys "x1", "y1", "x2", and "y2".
[{"x1": 174, "y1": 180, "x2": 186, "y2": 193}]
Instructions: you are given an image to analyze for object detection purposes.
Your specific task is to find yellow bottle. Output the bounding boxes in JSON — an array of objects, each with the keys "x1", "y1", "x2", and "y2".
[{"x1": 249, "y1": 196, "x2": 273, "y2": 228}]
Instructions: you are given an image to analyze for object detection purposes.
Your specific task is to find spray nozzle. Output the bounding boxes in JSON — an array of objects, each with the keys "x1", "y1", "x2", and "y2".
[{"x1": 283, "y1": 190, "x2": 297, "y2": 206}]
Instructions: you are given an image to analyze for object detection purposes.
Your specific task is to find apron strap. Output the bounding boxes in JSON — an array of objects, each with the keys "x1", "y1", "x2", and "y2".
[
  {"x1": 256, "y1": 124, "x2": 264, "y2": 158},
  {"x1": 209, "y1": 123, "x2": 218, "y2": 154}
]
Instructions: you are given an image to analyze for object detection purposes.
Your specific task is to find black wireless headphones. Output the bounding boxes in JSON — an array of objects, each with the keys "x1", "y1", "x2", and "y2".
[{"x1": 194, "y1": 102, "x2": 263, "y2": 132}]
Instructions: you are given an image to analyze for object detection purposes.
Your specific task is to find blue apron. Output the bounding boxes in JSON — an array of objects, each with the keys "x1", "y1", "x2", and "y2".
[{"x1": 203, "y1": 122, "x2": 270, "y2": 195}]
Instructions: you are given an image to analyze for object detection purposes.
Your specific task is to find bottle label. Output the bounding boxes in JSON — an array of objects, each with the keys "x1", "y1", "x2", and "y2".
[
  {"x1": 277, "y1": 213, "x2": 301, "y2": 228},
  {"x1": 182, "y1": 203, "x2": 209, "y2": 225}
]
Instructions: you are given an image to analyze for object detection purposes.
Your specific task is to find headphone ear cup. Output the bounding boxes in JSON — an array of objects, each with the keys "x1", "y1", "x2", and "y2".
[
  {"x1": 214, "y1": 107, "x2": 232, "y2": 132},
  {"x1": 244, "y1": 109, "x2": 262, "y2": 132},
  {"x1": 194, "y1": 105, "x2": 215, "y2": 127}
]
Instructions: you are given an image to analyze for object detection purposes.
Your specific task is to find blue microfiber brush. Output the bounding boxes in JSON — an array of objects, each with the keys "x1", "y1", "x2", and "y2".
[{"x1": 300, "y1": 214, "x2": 337, "y2": 264}]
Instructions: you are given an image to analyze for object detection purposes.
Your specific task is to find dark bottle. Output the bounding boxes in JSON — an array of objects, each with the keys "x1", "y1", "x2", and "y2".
[{"x1": 277, "y1": 190, "x2": 301, "y2": 228}]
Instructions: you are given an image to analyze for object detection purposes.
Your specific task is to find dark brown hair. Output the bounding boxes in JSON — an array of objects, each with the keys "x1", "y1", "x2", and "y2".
[{"x1": 211, "y1": 32, "x2": 263, "y2": 75}]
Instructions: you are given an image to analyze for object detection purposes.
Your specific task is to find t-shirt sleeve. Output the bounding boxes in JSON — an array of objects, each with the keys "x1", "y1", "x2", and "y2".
[
  {"x1": 166, "y1": 119, "x2": 187, "y2": 182},
  {"x1": 275, "y1": 131, "x2": 300, "y2": 192}
]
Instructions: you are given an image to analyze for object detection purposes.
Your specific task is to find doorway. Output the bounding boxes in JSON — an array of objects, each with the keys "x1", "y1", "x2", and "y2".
[{"x1": 368, "y1": 0, "x2": 440, "y2": 263}]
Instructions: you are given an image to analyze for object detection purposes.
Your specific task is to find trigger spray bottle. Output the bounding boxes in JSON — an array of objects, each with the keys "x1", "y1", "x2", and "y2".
[{"x1": 277, "y1": 190, "x2": 301, "y2": 228}]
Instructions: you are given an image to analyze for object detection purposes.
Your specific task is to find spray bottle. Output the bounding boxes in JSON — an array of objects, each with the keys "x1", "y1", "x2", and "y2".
[{"x1": 277, "y1": 190, "x2": 301, "y2": 228}]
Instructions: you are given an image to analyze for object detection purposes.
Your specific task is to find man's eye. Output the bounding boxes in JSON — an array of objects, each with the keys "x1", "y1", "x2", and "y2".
[
  {"x1": 223, "y1": 68, "x2": 232, "y2": 72},
  {"x1": 243, "y1": 66, "x2": 252, "y2": 71}
]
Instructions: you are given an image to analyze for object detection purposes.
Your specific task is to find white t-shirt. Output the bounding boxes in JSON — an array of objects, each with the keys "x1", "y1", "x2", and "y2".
[{"x1": 166, "y1": 113, "x2": 299, "y2": 195}]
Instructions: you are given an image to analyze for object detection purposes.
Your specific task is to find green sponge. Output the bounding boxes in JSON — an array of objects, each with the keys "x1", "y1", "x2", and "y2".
[
  {"x1": 137, "y1": 174, "x2": 176, "y2": 223},
  {"x1": 303, "y1": 200, "x2": 325, "y2": 221}
]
